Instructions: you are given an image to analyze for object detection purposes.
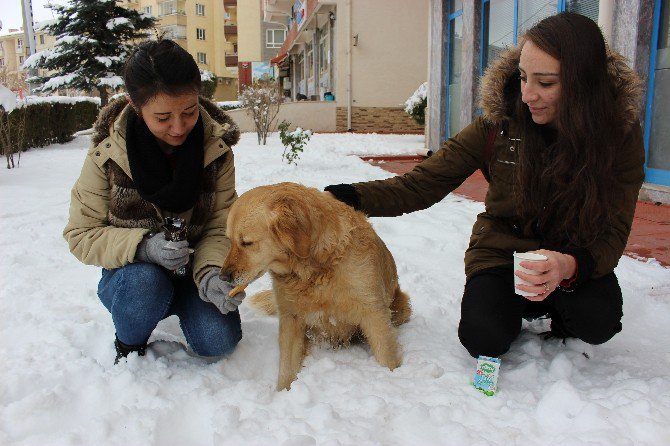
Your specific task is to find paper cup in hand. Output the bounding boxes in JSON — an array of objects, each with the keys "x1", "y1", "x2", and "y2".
[{"x1": 513, "y1": 251, "x2": 548, "y2": 297}]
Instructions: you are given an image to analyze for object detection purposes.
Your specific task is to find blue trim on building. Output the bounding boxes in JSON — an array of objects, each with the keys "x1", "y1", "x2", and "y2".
[
  {"x1": 645, "y1": 167, "x2": 670, "y2": 185},
  {"x1": 643, "y1": 0, "x2": 665, "y2": 185}
]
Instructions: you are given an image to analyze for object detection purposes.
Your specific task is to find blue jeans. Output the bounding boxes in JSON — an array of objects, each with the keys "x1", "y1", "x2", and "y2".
[{"x1": 97, "y1": 262, "x2": 242, "y2": 357}]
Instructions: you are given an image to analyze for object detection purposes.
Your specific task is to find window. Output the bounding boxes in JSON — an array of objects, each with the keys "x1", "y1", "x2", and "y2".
[
  {"x1": 19, "y1": 55, "x2": 24, "y2": 64},
  {"x1": 318, "y1": 27, "x2": 329, "y2": 73},
  {"x1": 306, "y1": 44, "x2": 314, "y2": 78},
  {"x1": 266, "y1": 29, "x2": 286, "y2": 48},
  {"x1": 0, "y1": 59, "x2": 4, "y2": 67},
  {"x1": 39, "y1": 34, "x2": 45, "y2": 45},
  {"x1": 143, "y1": 5, "x2": 153, "y2": 15},
  {"x1": 159, "y1": 1, "x2": 179, "y2": 16},
  {"x1": 196, "y1": 28, "x2": 206, "y2": 40},
  {"x1": 195, "y1": 3, "x2": 205, "y2": 16},
  {"x1": 565, "y1": 0, "x2": 600, "y2": 23},
  {"x1": 17, "y1": 38, "x2": 24, "y2": 50},
  {"x1": 197, "y1": 52, "x2": 207, "y2": 64},
  {"x1": 447, "y1": 3, "x2": 463, "y2": 136},
  {"x1": 482, "y1": 0, "x2": 599, "y2": 71}
]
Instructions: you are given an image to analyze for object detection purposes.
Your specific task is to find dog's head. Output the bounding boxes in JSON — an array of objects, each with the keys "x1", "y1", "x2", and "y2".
[{"x1": 221, "y1": 183, "x2": 346, "y2": 285}]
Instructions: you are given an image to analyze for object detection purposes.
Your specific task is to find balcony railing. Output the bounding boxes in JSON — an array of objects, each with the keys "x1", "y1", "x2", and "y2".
[
  {"x1": 225, "y1": 54, "x2": 238, "y2": 67},
  {"x1": 224, "y1": 25, "x2": 237, "y2": 37}
]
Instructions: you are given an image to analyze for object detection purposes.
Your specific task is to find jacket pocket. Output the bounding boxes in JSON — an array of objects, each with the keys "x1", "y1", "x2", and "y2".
[{"x1": 490, "y1": 139, "x2": 519, "y2": 185}]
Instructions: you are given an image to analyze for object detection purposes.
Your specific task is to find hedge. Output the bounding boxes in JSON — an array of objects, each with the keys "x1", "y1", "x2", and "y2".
[{"x1": 6, "y1": 99, "x2": 99, "y2": 151}]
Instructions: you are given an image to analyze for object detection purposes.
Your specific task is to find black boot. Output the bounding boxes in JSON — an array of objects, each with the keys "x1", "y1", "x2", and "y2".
[{"x1": 114, "y1": 335, "x2": 147, "y2": 364}]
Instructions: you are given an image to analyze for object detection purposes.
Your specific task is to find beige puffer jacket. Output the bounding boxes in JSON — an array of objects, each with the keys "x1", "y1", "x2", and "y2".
[{"x1": 63, "y1": 97, "x2": 241, "y2": 285}]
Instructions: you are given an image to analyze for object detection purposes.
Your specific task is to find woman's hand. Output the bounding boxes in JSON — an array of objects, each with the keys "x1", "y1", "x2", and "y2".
[{"x1": 514, "y1": 249, "x2": 577, "y2": 301}]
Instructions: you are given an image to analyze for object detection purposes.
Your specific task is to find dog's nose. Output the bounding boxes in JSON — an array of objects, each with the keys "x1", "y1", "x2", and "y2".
[{"x1": 219, "y1": 270, "x2": 233, "y2": 282}]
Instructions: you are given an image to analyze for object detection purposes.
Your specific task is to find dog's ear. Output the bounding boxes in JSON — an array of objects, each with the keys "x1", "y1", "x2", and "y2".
[{"x1": 269, "y1": 198, "x2": 312, "y2": 258}]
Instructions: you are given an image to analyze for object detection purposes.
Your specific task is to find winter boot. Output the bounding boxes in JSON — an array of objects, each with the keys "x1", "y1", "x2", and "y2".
[{"x1": 114, "y1": 335, "x2": 147, "y2": 364}]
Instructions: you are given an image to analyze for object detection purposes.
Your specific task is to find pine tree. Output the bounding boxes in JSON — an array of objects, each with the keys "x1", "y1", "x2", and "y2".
[{"x1": 24, "y1": 0, "x2": 156, "y2": 106}]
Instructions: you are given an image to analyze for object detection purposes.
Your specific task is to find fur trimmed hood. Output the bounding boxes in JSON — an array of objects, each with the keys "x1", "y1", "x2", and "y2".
[
  {"x1": 478, "y1": 45, "x2": 643, "y2": 129},
  {"x1": 91, "y1": 96, "x2": 240, "y2": 148}
]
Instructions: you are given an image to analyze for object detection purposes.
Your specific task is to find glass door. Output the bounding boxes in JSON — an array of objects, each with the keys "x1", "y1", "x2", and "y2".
[{"x1": 446, "y1": 1, "x2": 463, "y2": 137}]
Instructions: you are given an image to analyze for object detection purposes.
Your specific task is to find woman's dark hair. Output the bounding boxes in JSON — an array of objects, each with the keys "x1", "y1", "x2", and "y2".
[
  {"x1": 124, "y1": 39, "x2": 201, "y2": 107},
  {"x1": 515, "y1": 12, "x2": 620, "y2": 247}
]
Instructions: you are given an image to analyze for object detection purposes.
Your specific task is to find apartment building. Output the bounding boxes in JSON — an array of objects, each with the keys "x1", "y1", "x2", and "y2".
[
  {"x1": 0, "y1": 21, "x2": 56, "y2": 94},
  {"x1": 237, "y1": 0, "x2": 287, "y2": 91},
  {"x1": 122, "y1": 0, "x2": 239, "y2": 100},
  {"x1": 263, "y1": 0, "x2": 430, "y2": 134}
]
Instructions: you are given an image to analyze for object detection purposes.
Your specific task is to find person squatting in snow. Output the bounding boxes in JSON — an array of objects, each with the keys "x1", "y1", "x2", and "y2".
[
  {"x1": 325, "y1": 12, "x2": 645, "y2": 359},
  {"x1": 64, "y1": 39, "x2": 245, "y2": 362}
]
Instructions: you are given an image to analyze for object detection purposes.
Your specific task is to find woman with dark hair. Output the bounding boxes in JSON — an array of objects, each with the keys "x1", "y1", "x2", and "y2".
[
  {"x1": 64, "y1": 39, "x2": 244, "y2": 362},
  {"x1": 325, "y1": 12, "x2": 645, "y2": 358}
]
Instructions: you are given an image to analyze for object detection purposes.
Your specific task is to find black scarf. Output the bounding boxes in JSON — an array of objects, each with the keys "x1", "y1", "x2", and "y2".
[{"x1": 126, "y1": 110, "x2": 204, "y2": 213}]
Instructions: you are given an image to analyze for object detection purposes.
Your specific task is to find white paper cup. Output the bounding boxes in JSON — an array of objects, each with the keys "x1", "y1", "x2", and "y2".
[{"x1": 513, "y1": 251, "x2": 548, "y2": 297}]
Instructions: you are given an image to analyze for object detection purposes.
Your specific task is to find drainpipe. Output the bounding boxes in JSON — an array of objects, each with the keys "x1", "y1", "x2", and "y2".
[{"x1": 347, "y1": 0, "x2": 353, "y2": 131}]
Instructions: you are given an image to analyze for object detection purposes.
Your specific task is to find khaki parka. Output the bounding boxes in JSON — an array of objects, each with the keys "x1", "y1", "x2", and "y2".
[
  {"x1": 352, "y1": 46, "x2": 645, "y2": 282},
  {"x1": 63, "y1": 97, "x2": 241, "y2": 285}
]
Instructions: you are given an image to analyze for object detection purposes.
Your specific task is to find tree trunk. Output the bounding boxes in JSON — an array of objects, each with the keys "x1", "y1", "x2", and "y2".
[{"x1": 98, "y1": 87, "x2": 109, "y2": 107}]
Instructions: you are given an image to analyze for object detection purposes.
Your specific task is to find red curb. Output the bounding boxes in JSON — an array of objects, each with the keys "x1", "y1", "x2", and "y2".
[{"x1": 363, "y1": 156, "x2": 670, "y2": 267}]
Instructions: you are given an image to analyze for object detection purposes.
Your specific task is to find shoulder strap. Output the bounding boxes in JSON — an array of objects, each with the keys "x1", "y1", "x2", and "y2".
[{"x1": 480, "y1": 124, "x2": 499, "y2": 182}]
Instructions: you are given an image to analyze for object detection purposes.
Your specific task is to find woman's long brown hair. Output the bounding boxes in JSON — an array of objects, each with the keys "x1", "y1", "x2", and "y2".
[{"x1": 515, "y1": 12, "x2": 622, "y2": 247}]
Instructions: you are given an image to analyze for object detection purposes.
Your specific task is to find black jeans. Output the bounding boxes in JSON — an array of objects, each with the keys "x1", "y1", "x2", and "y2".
[{"x1": 458, "y1": 266, "x2": 623, "y2": 358}]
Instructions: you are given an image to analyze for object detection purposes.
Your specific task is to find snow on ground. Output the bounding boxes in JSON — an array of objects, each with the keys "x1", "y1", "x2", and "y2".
[{"x1": 1, "y1": 132, "x2": 669, "y2": 445}]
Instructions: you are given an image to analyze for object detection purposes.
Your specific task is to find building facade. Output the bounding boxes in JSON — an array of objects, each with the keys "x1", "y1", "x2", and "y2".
[
  {"x1": 264, "y1": 0, "x2": 430, "y2": 133},
  {"x1": 123, "y1": 0, "x2": 239, "y2": 100},
  {"x1": 428, "y1": 0, "x2": 669, "y2": 195},
  {"x1": 0, "y1": 21, "x2": 57, "y2": 95}
]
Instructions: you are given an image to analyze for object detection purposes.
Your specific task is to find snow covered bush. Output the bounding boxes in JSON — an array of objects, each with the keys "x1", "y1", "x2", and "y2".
[
  {"x1": 200, "y1": 70, "x2": 217, "y2": 99},
  {"x1": 238, "y1": 77, "x2": 283, "y2": 145},
  {"x1": 278, "y1": 120, "x2": 312, "y2": 165},
  {"x1": 1, "y1": 97, "x2": 98, "y2": 162},
  {"x1": 404, "y1": 82, "x2": 428, "y2": 125}
]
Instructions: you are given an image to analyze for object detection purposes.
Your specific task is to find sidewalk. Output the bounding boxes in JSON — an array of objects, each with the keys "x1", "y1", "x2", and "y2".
[{"x1": 362, "y1": 156, "x2": 670, "y2": 267}]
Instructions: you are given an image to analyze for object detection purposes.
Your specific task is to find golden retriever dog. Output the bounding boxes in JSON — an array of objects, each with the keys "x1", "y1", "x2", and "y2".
[{"x1": 221, "y1": 182, "x2": 411, "y2": 390}]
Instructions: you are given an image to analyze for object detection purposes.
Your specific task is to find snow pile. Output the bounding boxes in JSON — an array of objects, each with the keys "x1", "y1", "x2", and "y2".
[
  {"x1": 0, "y1": 132, "x2": 669, "y2": 445},
  {"x1": 98, "y1": 75, "x2": 124, "y2": 89},
  {"x1": 0, "y1": 84, "x2": 17, "y2": 113},
  {"x1": 18, "y1": 95, "x2": 101, "y2": 106},
  {"x1": 201, "y1": 70, "x2": 216, "y2": 82},
  {"x1": 106, "y1": 17, "x2": 132, "y2": 30}
]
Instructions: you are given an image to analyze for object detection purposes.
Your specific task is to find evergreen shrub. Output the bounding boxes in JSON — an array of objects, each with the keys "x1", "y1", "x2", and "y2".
[{"x1": 9, "y1": 100, "x2": 98, "y2": 150}]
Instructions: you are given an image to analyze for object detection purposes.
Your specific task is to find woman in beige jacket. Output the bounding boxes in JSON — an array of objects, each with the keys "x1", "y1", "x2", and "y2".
[{"x1": 64, "y1": 40, "x2": 244, "y2": 362}]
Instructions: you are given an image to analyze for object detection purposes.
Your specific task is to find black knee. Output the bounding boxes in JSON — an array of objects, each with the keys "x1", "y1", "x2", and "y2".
[
  {"x1": 551, "y1": 273, "x2": 623, "y2": 345},
  {"x1": 459, "y1": 267, "x2": 525, "y2": 358}
]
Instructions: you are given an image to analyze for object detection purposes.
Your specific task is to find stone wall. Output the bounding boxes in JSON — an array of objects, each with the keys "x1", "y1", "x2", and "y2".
[{"x1": 336, "y1": 107, "x2": 425, "y2": 134}]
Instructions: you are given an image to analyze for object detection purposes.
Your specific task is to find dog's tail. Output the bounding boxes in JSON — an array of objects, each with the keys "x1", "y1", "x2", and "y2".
[
  {"x1": 247, "y1": 289, "x2": 277, "y2": 315},
  {"x1": 391, "y1": 287, "x2": 411, "y2": 326}
]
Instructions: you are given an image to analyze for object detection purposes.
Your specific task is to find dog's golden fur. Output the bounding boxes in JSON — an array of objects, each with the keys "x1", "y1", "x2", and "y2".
[{"x1": 222, "y1": 182, "x2": 411, "y2": 390}]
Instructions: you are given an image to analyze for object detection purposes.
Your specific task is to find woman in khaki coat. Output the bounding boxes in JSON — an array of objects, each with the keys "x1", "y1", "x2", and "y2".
[
  {"x1": 326, "y1": 13, "x2": 645, "y2": 358},
  {"x1": 64, "y1": 40, "x2": 244, "y2": 362}
]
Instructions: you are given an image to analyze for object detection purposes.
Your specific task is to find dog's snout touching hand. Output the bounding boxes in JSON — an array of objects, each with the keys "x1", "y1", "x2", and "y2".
[{"x1": 219, "y1": 270, "x2": 232, "y2": 283}]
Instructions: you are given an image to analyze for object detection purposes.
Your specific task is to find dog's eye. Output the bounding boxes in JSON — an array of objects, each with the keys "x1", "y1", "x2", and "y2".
[{"x1": 241, "y1": 241, "x2": 254, "y2": 247}]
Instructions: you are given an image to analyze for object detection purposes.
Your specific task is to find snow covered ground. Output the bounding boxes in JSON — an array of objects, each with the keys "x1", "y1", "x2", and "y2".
[{"x1": 1, "y1": 131, "x2": 669, "y2": 445}]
